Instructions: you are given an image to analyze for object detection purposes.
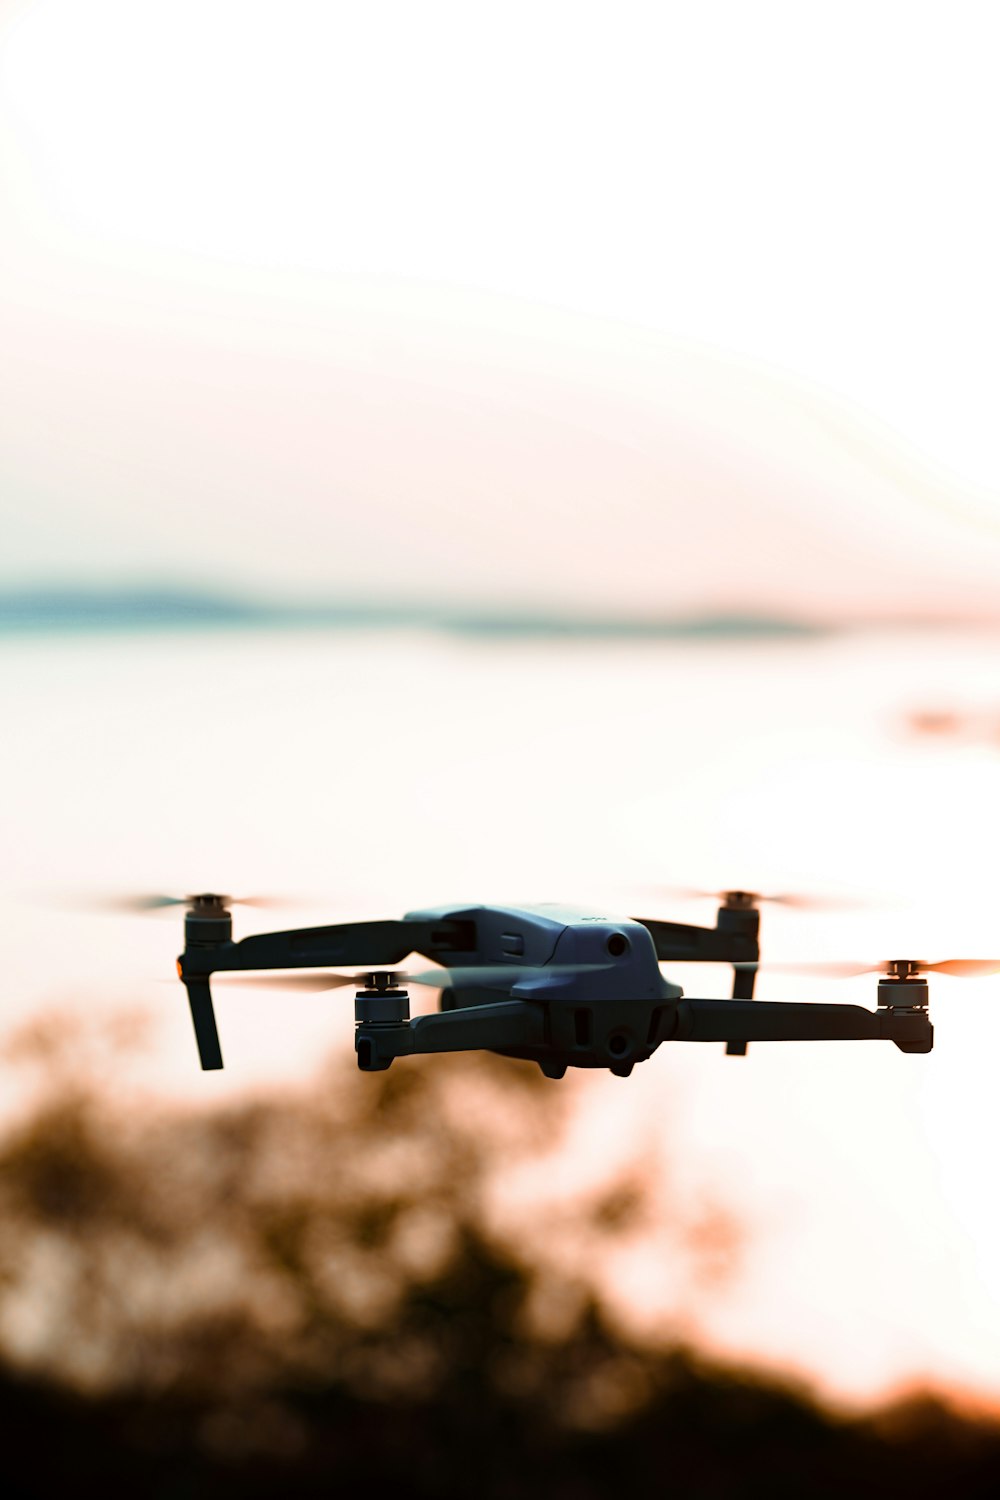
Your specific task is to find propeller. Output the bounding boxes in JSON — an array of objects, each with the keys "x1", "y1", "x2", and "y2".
[
  {"x1": 735, "y1": 957, "x2": 1000, "y2": 979},
  {"x1": 72, "y1": 892, "x2": 297, "y2": 916},
  {"x1": 214, "y1": 962, "x2": 610, "y2": 993},
  {"x1": 651, "y1": 885, "x2": 863, "y2": 912}
]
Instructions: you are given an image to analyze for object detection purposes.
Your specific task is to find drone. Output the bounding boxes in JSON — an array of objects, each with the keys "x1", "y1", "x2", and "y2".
[{"x1": 154, "y1": 888, "x2": 1000, "y2": 1077}]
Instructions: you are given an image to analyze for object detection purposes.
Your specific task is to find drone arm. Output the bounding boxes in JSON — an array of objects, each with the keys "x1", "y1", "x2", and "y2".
[
  {"x1": 181, "y1": 917, "x2": 475, "y2": 977},
  {"x1": 636, "y1": 917, "x2": 759, "y2": 966},
  {"x1": 177, "y1": 916, "x2": 476, "y2": 1070},
  {"x1": 355, "y1": 1001, "x2": 541, "y2": 1070},
  {"x1": 674, "y1": 999, "x2": 932, "y2": 1052}
]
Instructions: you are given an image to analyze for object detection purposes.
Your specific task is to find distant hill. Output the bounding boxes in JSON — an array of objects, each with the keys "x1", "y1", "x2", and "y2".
[{"x1": 0, "y1": 587, "x2": 824, "y2": 640}]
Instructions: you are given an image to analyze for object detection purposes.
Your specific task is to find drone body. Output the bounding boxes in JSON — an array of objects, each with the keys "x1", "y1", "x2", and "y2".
[
  {"x1": 395, "y1": 903, "x2": 681, "y2": 1078},
  {"x1": 174, "y1": 894, "x2": 935, "y2": 1077}
]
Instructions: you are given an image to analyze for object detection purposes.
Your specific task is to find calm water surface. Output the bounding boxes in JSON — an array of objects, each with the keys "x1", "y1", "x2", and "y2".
[{"x1": 3, "y1": 626, "x2": 1000, "y2": 1406}]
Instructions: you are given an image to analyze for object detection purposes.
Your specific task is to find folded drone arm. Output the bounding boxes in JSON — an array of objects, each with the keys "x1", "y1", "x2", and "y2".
[
  {"x1": 673, "y1": 999, "x2": 932, "y2": 1053},
  {"x1": 178, "y1": 915, "x2": 476, "y2": 1069},
  {"x1": 356, "y1": 1001, "x2": 542, "y2": 1071},
  {"x1": 636, "y1": 917, "x2": 759, "y2": 966},
  {"x1": 181, "y1": 917, "x2": 475, "y2": 977},
  {"x1": 355, "y1": 994, "x2": 933, "y2": 1075}
]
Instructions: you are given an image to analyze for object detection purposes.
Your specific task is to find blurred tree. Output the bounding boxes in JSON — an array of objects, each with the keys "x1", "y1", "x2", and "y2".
[{"x1": 0, "y1": 1012, "x2": 999, "y2": 1499}]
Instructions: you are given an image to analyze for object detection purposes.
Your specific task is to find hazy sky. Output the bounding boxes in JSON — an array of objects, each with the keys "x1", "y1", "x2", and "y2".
[{"x1": 3, "y1": 0, "x2": 1000, "y2": 618}]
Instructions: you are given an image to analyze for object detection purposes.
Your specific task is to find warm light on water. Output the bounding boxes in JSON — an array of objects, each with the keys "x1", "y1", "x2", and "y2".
[{"x1": 3, "y1": 626, "x2": 1000, "y2": 1408}]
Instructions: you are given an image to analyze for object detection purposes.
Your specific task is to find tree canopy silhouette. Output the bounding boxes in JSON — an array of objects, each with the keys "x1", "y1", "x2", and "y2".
[{"x1": 0, "y1": 1011, "x2": 998, "y2": 1499}]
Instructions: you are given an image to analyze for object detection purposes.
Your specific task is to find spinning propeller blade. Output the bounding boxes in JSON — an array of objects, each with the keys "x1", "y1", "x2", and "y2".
[
  {"x1": 907, "y1": 958, "x2": 1000, "y2": 978},
  {"x1": 214, "y1": 972, "x2": 360, "y2": 992},
  {"x1": 84, "y1": 892, "x2": 297, "y2": 915},
  {"x1": 655, "y1": 885, "x2": 861, "y2": 912},
  {"x1": 214, "y1": 962, "x2": 609, "y2": 993},
  {"x1": 736, "y1": 957, "x2": 1000, "y2": 979}
]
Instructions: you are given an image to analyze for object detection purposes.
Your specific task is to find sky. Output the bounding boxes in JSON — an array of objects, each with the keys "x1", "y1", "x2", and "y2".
[
  {"x1": 3, "y1": 0, "x2": 1000, "y2": 618},
  {"x1": 6, "y1": 1, "x2": 1000, "y2": 1409}
]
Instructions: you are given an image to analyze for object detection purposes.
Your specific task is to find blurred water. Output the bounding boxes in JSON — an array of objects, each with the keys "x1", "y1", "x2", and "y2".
[{"x1": 3, "y1": 625, "x2": 1000, "y2": 1406}]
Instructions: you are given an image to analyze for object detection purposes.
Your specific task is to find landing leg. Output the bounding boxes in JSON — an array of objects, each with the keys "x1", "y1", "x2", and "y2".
[{"x1": 726, "y1": 965, "x2": 756, "y2": 1056}]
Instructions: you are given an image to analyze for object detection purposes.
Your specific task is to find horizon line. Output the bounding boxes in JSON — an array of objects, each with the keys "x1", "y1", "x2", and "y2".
[{"x1": 0, "y1": 584, "x2": 997, "y2": 638}]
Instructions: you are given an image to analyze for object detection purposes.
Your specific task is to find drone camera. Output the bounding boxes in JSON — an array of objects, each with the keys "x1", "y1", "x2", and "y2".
[{"x1": 605, "y1": 1027, "x2": 637, "y2": 1077}]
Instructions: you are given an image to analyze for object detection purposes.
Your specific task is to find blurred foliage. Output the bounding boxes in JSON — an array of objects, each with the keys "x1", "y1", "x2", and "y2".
[{"x1": 2, "y1": 1012, "x2": 1000, "y2": 1498}]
